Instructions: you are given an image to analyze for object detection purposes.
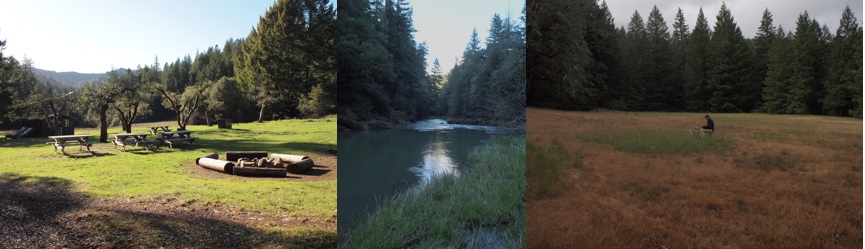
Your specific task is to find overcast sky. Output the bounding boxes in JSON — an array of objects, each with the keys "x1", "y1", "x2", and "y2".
[{"x1": 605, "y1": 0, "x2": 863, "y2": 38}]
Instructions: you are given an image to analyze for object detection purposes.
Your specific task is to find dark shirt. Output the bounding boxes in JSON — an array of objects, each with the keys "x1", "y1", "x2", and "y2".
[{"x1": 706, "y1": 118, "x2": 714, "y2": 130}]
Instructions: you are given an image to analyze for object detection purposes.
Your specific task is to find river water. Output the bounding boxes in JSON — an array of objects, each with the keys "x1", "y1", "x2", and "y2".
[{"x1": 337, "y1": 119, "x2": 522, "y2": 233}]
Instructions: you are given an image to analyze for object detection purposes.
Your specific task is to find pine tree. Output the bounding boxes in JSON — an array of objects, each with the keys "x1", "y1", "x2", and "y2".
[
  {"x1": 622, "y1": 10, "x2": 647, "y2": 110},
  {"x1": 684, "y1": 8, "x2": 711, "y2": 111},
  {"x1": 586, "y1": 1, "x2": 620, "y2": 109},
  {"x1": 643, "y1": 6, "x2": 680, "y2": 110},
  {"x1": 670, "y1": 8, "x2": 689, "y2": 110},
  {"x1": 526, "y1": 0, "x2": 594, "y2": 110},
  {"x1": 824, "y1": 5, "x2": 862, "y2": 116},
  {"x1": 788, "y1": 11, "x2": 821, "y2": 114},
  {"x1": 707, "y1": 3, "x2": 754, "y2": 112},
  {"x1": 762, "y1": 26, "x2": 796, "y2": 113},
  {"x1": 753, "y1": 9, "x2": 776, "y2": 110},
  {"x1": 337, "y1": 0, "x2": 393, "y2": 128},
  {"x1": 429, "y1": 58, "x2": 444, "y2": 95}
]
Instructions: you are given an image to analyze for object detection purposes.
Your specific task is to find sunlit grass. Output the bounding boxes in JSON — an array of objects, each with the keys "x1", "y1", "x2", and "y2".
[{"x1": 0, "y1": 118, "x2": 336, "y2": 218}]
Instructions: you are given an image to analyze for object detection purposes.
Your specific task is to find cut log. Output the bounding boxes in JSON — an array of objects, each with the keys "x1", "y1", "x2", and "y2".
[
  {"x1": 225, "y1": 151, "x2": 269, "y2": 161},
  {"x1": 270, "y1": 154, "x2": 309, "y2": 163},
  {"x1": 270, "y1": 154, "x2": 314, "y2": 174},
  {"x1": 197, "y1": 158, "x2": 235, "y2": 174},
  {"x1": 233, "y1": 166, "x2": 287, "y2": 177},
  {"x1": 286, "y1": 158, "x2": 315, "y2": 174},
  {"x1": 199, "y1": 152, "x2": 219, "y2": 161}
]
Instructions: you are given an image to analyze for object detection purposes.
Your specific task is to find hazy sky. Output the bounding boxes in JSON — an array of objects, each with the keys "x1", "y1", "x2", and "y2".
[
  {"x1": 412, "y1": 0, "x2": 524, "y2": 74},
  {"x1": 605, "y1": 0, "x2": 863, "y2": 38},
  {"x1": 0, "y1": 0, "x2": 275, "y2": 73}
]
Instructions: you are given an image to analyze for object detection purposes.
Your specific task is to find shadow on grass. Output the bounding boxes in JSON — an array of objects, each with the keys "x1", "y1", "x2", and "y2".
[
  {"x1": 66, "y1": 151, "x2": 115, "y2": 159},
  {"x1": 279, "y1": 142, "x2": 336, "y2": 154},
  {"x1": 197, "y1": 140, "x2": 335, "y2": 155},
  {"x1": 0, "y1": 173, "x2": 335, "y2": 248}
]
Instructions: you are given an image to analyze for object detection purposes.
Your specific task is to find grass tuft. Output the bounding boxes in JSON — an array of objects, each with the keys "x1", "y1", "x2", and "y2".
[
  {"x1": 527, "y1": 139, "x2": 579, "y2": 199},
  {"x1": 576, "y1": 129, "x2": 732, "y2": 156}
]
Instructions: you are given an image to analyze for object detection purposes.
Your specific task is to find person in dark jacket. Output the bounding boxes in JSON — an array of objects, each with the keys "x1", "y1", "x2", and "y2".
[
  {"x1": 695, "y1": 115, "x2": 714, "y2": 138},
  {"x1": 702, "y1": 115, "x2": 714, "y2": 131}
]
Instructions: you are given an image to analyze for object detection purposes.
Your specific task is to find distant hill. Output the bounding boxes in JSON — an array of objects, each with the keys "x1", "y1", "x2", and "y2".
[{"x1": 32, "y1": 68, "x2": 128, "y2": 88}]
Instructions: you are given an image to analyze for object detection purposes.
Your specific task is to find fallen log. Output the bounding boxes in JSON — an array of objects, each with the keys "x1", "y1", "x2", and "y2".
[
  {"x1": 198, "y1": 152, "x2": 218, "y2": 162},
  {"x1": 271, "y1": 154, "x2": 314, "y2": 174},
  {"x1": 197, "y1": 158, "x2": 235, "y2": 174},
  {"x1": 225, "y1": 151, "x2": 268, "y2": 161},
  {"x1": 233, "y1": 165, "x2": 287, "y2": 177},
  {"x1": 270, "y1": 153, "x2": 309, "y2": 163}
]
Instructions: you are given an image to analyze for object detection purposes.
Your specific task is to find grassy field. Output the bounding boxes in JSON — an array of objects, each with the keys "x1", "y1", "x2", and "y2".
[
  {"x1": 527, "y1": 108, "x2": 862, "y2": 248},
  {"x1": 0, "y1": 118, "x2": 337, "y2": 248},
  {"x1": 339, "y1": 136, "x2": 526, "y2": 248}
]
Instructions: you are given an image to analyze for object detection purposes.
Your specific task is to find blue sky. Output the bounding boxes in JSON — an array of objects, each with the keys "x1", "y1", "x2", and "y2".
[
  {"x1": 0, "y1": 0, "x2": 276, "y2": 73},
  {"x1": 0, "y1": 0, "x2": 523, "y2": 74},
  {"x1": 411, "y1": 0, "x2": 524, "y2": 74}
]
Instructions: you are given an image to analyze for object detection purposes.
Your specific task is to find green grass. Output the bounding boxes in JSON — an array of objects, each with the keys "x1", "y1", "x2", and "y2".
[
  {"x1": 0, "y1": 118, "x2": 336, "y2": 218},
  {"x1": 575, "y1": 129, "x2": 732, "y2": 156},
  {"x1": 527, "y1": 139, "x2": 579, "y2": 199},
  {"x1": 338, "y1": 136, "x2": 526, "y2": 248}
]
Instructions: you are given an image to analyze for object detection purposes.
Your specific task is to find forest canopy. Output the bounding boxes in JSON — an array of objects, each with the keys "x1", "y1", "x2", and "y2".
[
  {"x1": 528, "y1": 0, "x2": 863, "y2": 118},
  {"x1": 338, "y1": 0, "x2": 526, "y2": 129}
]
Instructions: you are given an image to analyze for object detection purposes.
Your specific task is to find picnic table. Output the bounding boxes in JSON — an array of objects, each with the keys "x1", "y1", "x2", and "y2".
[
  {"x1": 159, "y1": 130, "x2": 196, "y2": 148},
  {"x1": 46, "y1": 134, "x2": 93, "y2": 154},
  {"x1": 112, "y1": 132, "x2": 159, "y2": 151},
  {"x1": 149, "y1": 126, "x2": 171, "y2": 135}
]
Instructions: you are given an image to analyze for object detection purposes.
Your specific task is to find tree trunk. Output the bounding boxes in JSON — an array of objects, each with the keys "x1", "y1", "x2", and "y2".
[
  {"x1": 98, "y1": 104, "x2": 109, "y2": 143},
  {"x1": 258, "y1": 103, "x2": 266, "y2": 123},
  {"x1": 176, "y1": 112, "x2": 185, "y2": 130},
  {"x1": 123, "y1": 123, "x2": 132, "y2": 133},
  {"x1": 205, "y1": 110, "x2": 212, "y2": 126}
]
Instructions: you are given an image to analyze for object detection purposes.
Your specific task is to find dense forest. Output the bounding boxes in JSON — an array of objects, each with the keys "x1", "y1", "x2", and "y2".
[
  {"x1": 0, "y1": 0, "x2": 336, "y2": 137},
  {"x1": 338, "y1": 0, "x2": 526, "y2": 129},
  {"x1": 528, "y1": 1, "x2": 863, "y2": 118}
]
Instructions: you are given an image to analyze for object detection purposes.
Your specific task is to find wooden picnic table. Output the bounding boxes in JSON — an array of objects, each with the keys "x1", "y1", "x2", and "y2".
[
  {"x1": 149, "y1": 126, "x2": 171, "y2": 135},
  {"x1": 46, "y1": 134, "x2": 93, "y2": 154},
  {"x1": 158, "y1": 130, "x2": 196, "y2": 148},
  {"x1": 113, "y1": 132, "x2": 159, "y2": 151}
]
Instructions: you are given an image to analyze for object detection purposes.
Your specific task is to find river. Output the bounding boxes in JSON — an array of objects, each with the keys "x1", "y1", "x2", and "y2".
[{"x1": 337, "y1": 119, "x2": 523, "y2": 233}]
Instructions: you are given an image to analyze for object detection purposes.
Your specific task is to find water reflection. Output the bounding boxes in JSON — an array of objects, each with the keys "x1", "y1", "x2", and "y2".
[
  {"x1": 337, "y1": 119, "x2": 522, "y2": 234},
  {"x1": 409, "y1": 139, "x2": 460, "y2": 186}
]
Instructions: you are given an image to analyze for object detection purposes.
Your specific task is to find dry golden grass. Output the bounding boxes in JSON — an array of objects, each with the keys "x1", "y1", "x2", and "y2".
[{"x1": 527, "y1": 108, "x2": 862, "y2": 248}]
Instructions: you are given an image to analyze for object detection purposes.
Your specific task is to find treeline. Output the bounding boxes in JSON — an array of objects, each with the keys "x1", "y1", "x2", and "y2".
[
  {"x1": 338, "y1": 0, "x2": 527, "y2": 129},
  {"x1": 338, "y1": 0, "x2": 436, "y2": 129},
  {"x1": 0, "y1": 0, "x2": 336, "y2": 136},
  {"x1": 528, "y1": 0, "x2": 863, "y2": 117},
  {"x1": 439, "y1": 9, "x2": 527, "y2": 125}
]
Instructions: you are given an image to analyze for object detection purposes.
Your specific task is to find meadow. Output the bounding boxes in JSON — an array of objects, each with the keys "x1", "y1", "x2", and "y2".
[
  {"x1": 0, "y1": 118, "x2": 337, "y2": 248},
  {"x1": 526, "y1": 108, "x2": 862, "y2": 248}
]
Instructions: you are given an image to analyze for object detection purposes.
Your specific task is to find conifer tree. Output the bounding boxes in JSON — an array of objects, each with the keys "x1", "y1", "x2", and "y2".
[
  {"x1": 684, "y1": 8, "x2": 711, "y2": 111},
  {"x1": 707, "y1": 3, "x2": 754, "y2": 112},
  {"x1": 824, "y1": 5, "x2": 862, "y2": 116}
]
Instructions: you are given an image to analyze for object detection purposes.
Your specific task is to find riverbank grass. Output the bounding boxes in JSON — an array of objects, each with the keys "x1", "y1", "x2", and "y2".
[{"x1": 339, "y1": 136, "x2": 526, "y2": 248}]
